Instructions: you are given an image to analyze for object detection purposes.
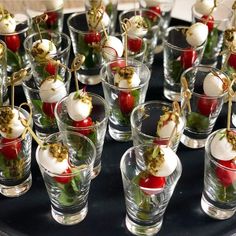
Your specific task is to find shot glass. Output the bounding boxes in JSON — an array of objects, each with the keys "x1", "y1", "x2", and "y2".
[
  {"x1": 0, "y1": 106, "x2": 32, "y2": 197},
  {"x1": 100, "y1": 58, "x2": 151, "y2": 142},
  {"x1": 25, "y1": 0, "x2": 64, "y2": 32},
  {"x1": 22, "y1": 69, "x2": 71, "y2": 140},
  {"x1": 84, "y1": 0, "x2": 118, "y2": 35},
  {"x1": 120, "y1": 144, "x2": 182, "y2": 235},
  {"x1": 0, "y1": 40, "x2": 8, "y2": 105},
  {"x1": 192, "y1": 3, "x2": 233, "y2": 66},
  {"x1": 201, "y1": 128, "x2": 236, "y2": 220},
  {"x1": 131, "y1": 100, "x2": 185, "y2": 152},
  {"x1": 138, "y1": 0, "x2": 175, "y2": 53},
  {"x1": 0, "y1": 12, "x2": 31, "y2": 74},
  {"x1": 35, "y1": 131, "x2": 96, "y2": 225},
  {"x1": 163, "y1": 26, "x2": 206, "y2": 101},
  {"x1": 67, "y1": 12, "x2": 106, "y2": 85},
  {"x1": 119, "y1": 9, "x2": 162, "y2": 68},
  {"x1": 180, "y1": 66, "x2": 228, "y2": 149},
  {"x1": 24, "y1": 31, "x2": 71, "y2": 85},
  {"x1": 54, "y1": 93, "x2": 110, "y2": 178}
]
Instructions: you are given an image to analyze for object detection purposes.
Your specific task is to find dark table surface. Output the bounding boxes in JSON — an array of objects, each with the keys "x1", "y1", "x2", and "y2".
[{"x1": 0, "y1": 13, "x2": 234, "y2": 236}]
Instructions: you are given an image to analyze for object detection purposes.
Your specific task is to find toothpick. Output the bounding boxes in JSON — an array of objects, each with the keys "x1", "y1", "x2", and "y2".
[
  {"x1": 121, "y1": 20, "x2": 130, "y2": 67},
  {"x1": 33, "y1": 14, "x2": 48, "y2": 42},
  {"x1": 180, "y1": 76, "x2": 192, "y2": 113}
]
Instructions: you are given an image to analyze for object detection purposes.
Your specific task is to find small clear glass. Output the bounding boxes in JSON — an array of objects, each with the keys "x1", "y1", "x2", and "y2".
[{"x1": 35, "y1": 131, "x2": 96, "y2": 225}]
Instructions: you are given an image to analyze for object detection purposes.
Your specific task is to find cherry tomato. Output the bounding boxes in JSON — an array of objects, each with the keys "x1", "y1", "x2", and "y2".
[
  {"x1": 127, "y1": 37, "x2": 143, "y2": 53},
  {"x1": 147, "y1": 5, "x2": 162, "y2": 20},
  {"x1": 0, "y1": 138, "x2": 22, "y2": 160},
  {"x1": 110, "y1": 60, "x2": 126, "y2": 71},
  {"x1": 4, "y1": 35, "x2": 20, "y2": 52},
  {"x1": 46, "y1": 12, "x2": 58, "y2": 27},
  {"x1": 200, "y1": 15, "x2": 214, "y2": 33},
  {"x1": 54, "y1": 168, "x2": 72, "y2": 184},
  {"x1": 45, "y1": 62, "x2": 56, "y2": 75},
  {"x1": 118, "y1": 91, "x2": 135, "y2": 114},
  {"x1": 72, "y1": 117, "x2": 93, "y2": 136},
  {"x1": 139, "y1": 174, "x2": 166, "y2": 195},
  {"x1": 228, "y1": 53, "x2": 236, "y2": 70},
  {"x1": 84, "y1": 31, "x2": 101, "y2": 44},
  {"x1": 216, "y1": 160, "x2": 236, "y2": 187},
  {"x1": 42, "y1": 102, "x2": 57, "y2": 119},
  {"x1": 197, "y1": 96, "x2": 218, "y2": 116},
  {"x1": 153, "y1": 138, "x2": 169, "y2": 146},
  {"x1": 180, "y1": 49, "x2": 197, "y2": 69}
]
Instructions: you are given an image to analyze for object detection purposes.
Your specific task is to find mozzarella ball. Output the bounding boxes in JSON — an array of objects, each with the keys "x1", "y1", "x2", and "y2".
[
  {"x1": 127, "y1": 15, "x2": 148, "y2": 38},
  {"x1": 210, "y1": 130, "x2": 236, "y2": 161},
  {"x1": 203, "y1": 72, "x2": 226, "y2": 96},
  {"x1": 114, "y1": 71, "x2": 140, "y2": 88},
  {"x1": 66, "y1": 91, "x2": 92, "y2": 121},
  {"x1": 31, "y1": 39, "x2": 57, "y2": 61},
  {"x1": 37, "y1": 146, "x2": 69, "y2": 174},
  {"x1": 0, "y1": 108, "x2": 25, "y2": 139},
  {"x1": 155, "y1": 147, "x2": 178, "y2": 177},
  {"x1": 0, "y1": 14, "x2": 16, "y2": 34},
  {"x1": 157, "y1": 120, "x2": 176, "y2": 138},
  {"x1": 186, "y1": 22, "x2": 208, "y2": 47},
  {"x1": 44, "y1": 0, "x2": 64, "y2": 11},
  {"x1": 85, "y1": 0, "x2": 110, "y2": 8},
  {"x1": 194, "y1": 0, "x2": 215, "y2": 16},
  {"x1": 144, "y1": 0, "x2": 161, "y2": 7},
  {"x1": 39, "y1": 77, "x2": 67, "y2": 103},
  {"x1": 102, "y1": 36, "x2": 124, "y2": 61},
  {"x1": 86, "y1": 9, "x2": 110, "y2": 31}
]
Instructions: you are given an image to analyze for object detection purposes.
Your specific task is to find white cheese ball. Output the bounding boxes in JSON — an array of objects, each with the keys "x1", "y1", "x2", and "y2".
[
  {"x1": 39, "y1": 77, "x2": 67, "y2": 103},
  {"x1": 144, "y1": 0, "x2": 161, "y2": 7},
  {"x1": 102, "y1": 36, "x2": 124, "y2": 61},
  {"x1": 66, "y1": 91, "x2": 92, "y2": 121},
  {"x1": 186, "y1": 22, "x2": 208, "y2": 47},
  {"x1": 85, "y1": 0, "x2": 110, "y2": 8},
  {"x1": 210, "y1": 130, "x2": 236, "y2": 161},
  {"x1": 194, "y1": 0, "x2": 215, "y2": 16},
  {"x1": 127, "y1": 15, "x2": 148, "y2": 38},
  {"x1": 32, "y1": 39, "x2": 57, "y2": 60},
  {"x1": 0, "y1": 108, "x2": 26, "y2": 139},
  {"x1": 36, "y1": 146, "x2": 69, "y2": 175},
  {"x1": 44, "y1": 0, "x2": 64, "y2": 11},
  {"x1": 0, "y1": 14, "x2": 16, "y2": 34},
  {"x1": 157, "y1": 120, "x2": 177, "y2": 138},
  {"x1": 114, "y1": 71, "x2": 140, "y2": 88},
  {"x1": 86, "y1": 9, "x2": 110, "y2": 31},
  {"x1": 203, "y1": 72, "x2": 225, "y2": 96},
  {"x1": 155, "y1": 147, "x2": 178, "y2": 177}
]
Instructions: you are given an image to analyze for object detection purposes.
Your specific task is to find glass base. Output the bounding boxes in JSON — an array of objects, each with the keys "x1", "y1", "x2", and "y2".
[
  {"x1": 163, "y1": 88, "x2": 180, "y2": 102},
  {"x1": 125, "y1": 215, "x2": 162, "y2": 236},
  {"x1": 181, "y1": 134, "x2": 206, "y2": 149},
  {"x1": 109, "y1": 124, "x2": 132, "y2": 142},
  {"x1": 78, "y1": 73, "x2": 101, "y2": 85},
  {"x1": 0, "y1": 174, "x2": 32, "y2": 197},
  {"x1": 92, "y1": 163, "x2": 101, "y2": 179},
  {"x1": 201, "y1": 194, "x2": 235, "y2": 220},
  {"x1": 51, "y1": 204, "x2": 88, "y2": 225}
]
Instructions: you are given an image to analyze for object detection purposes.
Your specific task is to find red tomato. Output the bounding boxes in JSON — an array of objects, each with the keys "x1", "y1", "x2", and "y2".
[
  {"x1": 45, "y1": 62, "x2": 57, "y2": 75},
  {"x1": 180, "y1": 49, "x2": 197, "y2": 69},
  {"x1": 72, "y1": 117, "x2": 93, "y2": 136},
  {"x1": 147, "y1": 5, "x2": 162, "y2": 20},
  {"x1": 216, "y1": 160, "x2": 236, "y2": 187},
  {"x1": 200, "y1": 15, "x2": 214, "y2": 33},
  {"x1": 228, "y1": 54, "x2": 236, "y2": 70},
  {"x1": 197, "y1": 96, "x2": 218, "y2": 116},
  {"x1": 127, "y1": 37, "x2": 143, "y2": 53},
  {"x1": 84, "y1": 31, "x2": 101, "y2": 44},
  {"x1": 42, "y1": 102, "x2": 57, "y2": 119},
  {"x1": 54, "y1": 168, "x2": 72, "y2": 184},
  {"x1": 4, "y1": 35, "x2": 20, "y2": 52},
  {"x1": 118, "y1": 91, "x2": 135, "y2": 114},
  {"x1": 46, "y1": 12, "x2": 58, "y2": 26},
  {"x1": 153, "y1": 138, "x2": 169, "y2": 146},
  {"x1": 139, "y1": 174, "x2": 166, "y2": 195},
  {"x1": 0, "y1": 138, "x2": 22, "y2": 160},
  {"x1": 110, "y1": 60, "x2": 126, "y2": 71}
]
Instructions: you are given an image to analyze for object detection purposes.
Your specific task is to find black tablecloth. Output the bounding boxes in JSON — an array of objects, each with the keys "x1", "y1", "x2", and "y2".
[{"x1": 0, "y1": 14, "x2": 234, "y2": 236}]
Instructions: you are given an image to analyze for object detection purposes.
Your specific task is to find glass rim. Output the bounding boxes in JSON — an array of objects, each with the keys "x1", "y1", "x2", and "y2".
[
  {"x1": 35, "y1": 130, "x2": 96, "y2": 175},
  {"x1": 54, "y1": 92, "x2": 110, "y2": 129},
  {"x1": 100, "y1": 58, "x2": 151, "y2": 90},
  {"x1": 205, "y1": 128, "x2": 236, "y2": 171},
  {"x1": 163, "y1": 25, "x2": 206, "y2": 51}
]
